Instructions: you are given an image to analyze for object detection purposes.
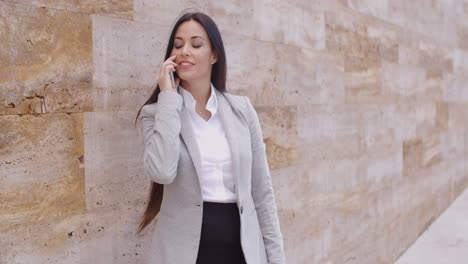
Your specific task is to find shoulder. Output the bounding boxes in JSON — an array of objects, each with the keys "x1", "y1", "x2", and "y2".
[
  {"x1": 140, "y1": 102, "x2": 157, "y2": 117},
  {"x1": 222, "y1": 92, "x2": 247, "y2": 106},
  {"x1": 222, "y1": 92, "x2": 255, "y2": 122},
  {"x1": 141, "y1": 90, "x2": 183, "y2": 117}
]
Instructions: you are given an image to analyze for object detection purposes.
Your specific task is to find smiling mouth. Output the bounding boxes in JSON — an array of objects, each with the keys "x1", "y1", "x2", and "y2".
[{"x1": 179, "y1": 63, "x2": 194, "y2": 69}]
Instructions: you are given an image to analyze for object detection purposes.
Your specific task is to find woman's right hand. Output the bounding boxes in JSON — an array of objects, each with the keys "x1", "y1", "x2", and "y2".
[{"x1": 158, "y1": 55, "x2": 180, "y2": 92}]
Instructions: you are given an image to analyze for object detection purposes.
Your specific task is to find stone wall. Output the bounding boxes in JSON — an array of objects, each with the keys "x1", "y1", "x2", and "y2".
[{"x1": 1, "y1": 0, "x2": 467, "y2": 263}]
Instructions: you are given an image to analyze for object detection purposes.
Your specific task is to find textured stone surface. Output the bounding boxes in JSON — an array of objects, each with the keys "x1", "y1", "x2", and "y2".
[
  {"x1": 134, "y1": 0, "x2": 208, "y2": 26},
  {"x1": 0, "y1": 204, "x2": 150, "y2": 264},
  {"x1": 1, "y1": 0, "x2": 133, "y2": 19},
  {"x1": 253, "y1": 0, "x2": 326, "y2": 49},
  {"x1": 92, "y1": 15, "x2": 170, "y2": 112},
  {"x1": 0, "y1": 2, "x2": 93, "y2": 115},
  {"x1": 0, "y1": 113, "x2": 85, "y2": 232},
  {"x1": 2, "y1": 0, "x2": 468, "y2": 263},
  {"x1": 225, "y1": 35, "x2": 344, "y2": 105},
  {"x1": 84, "y1": 111, "x2": 148, "y2": 212},
  {"x1": 255, "y1": 105, "x2": 299, "y2": 169},
  {"x1": 135, "y1": 0, "x2": 256, "y2": 38}
]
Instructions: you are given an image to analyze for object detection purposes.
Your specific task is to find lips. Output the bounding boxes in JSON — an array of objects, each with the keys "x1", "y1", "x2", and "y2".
[
  {"x1": 178, "y1": 61, "x2": 194, "y2": 70},
  {"x1": 179, "y1": 61, "x2": 194, "y2": 65}
]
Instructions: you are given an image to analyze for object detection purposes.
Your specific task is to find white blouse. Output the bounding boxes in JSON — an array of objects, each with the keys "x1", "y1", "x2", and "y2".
[{"x1": 179, "y1": 83, "x2": 237, "y2": 203}]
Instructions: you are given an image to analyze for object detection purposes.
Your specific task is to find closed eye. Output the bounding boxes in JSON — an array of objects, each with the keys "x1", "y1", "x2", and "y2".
[{"x1": 174, "y1": 45, "x2": 202, "y2": 49}]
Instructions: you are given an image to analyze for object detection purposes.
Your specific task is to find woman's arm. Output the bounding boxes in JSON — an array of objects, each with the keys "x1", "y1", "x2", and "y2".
[
  {"x1": 141, "y1": 90, "x2": 183, "y2": 184},
  {"x1": 245, "y1": 96, "x2": 286, "y2": 264}
]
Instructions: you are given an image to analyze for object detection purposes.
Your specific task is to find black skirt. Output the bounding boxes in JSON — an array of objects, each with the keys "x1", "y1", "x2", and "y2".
[{"x1": 196, "y1": 202, "x2": 247, "y2": 264}]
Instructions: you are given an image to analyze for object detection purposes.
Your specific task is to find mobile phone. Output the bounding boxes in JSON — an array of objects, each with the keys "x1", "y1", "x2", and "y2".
[{"x1": 170, "y1": 70, "x2": 176, "y2": 90}]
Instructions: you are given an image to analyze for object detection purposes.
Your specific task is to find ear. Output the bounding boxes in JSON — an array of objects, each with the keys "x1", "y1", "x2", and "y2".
[{"x1": 211, "y1": 51, "x2": 218, "y2": 64}]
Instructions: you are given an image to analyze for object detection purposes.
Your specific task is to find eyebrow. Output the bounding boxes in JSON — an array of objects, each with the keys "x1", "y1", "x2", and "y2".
[{"x1": 174, "y1": 36, "x2": 205, "y2": 40}]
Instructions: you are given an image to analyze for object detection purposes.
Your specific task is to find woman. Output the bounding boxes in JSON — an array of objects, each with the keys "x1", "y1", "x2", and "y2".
[{"x1": 136, "y1": 11, "x2": 285, "y2": 264}]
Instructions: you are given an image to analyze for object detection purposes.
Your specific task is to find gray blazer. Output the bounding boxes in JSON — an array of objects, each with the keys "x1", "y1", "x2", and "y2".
[{"x1": 140, "y1": 87, "x2": 286, "y2": 264}]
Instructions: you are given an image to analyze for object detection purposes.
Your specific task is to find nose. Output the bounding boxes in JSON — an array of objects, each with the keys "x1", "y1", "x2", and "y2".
[{"x1": 181, "y1": 44, "x2": 190, "y2": 56}]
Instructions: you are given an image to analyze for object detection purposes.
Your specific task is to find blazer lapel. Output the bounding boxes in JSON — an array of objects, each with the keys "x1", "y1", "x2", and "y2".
[
  {"x1": 215, "y1": 89, "x2": 241, "y2": 204},
  {"x1": 179, "y1": 102, "x2": 204, "y2": 188}
]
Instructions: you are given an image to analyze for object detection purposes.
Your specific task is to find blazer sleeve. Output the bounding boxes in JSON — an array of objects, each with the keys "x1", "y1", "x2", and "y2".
[
  {"x1": 140, "y1": 90, "x2": 183, "y2": 184},
  {"x1": 244, "y1": 96, "x2": 286, "y2": 264}
]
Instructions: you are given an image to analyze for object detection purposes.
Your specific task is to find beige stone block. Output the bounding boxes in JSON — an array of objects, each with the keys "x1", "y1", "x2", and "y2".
[
  {"x1": 134, "y1": 0, "x2": 322, "y2": 41},
  {"x1": 309, "y1": 159, "x2": 362, "y2": 193},
  {"x1": 440, "y1": 129, "x2": 466, "y2": 159},
  {"x1": 255, "y1": 105, "x2": 299, "y2": 169},
  {"x1": 273, "y1": 162, "x2": 360, "y2": 210},
  {"x1": 324, "y1": 8, "x2": 368, "y2": 36},
  {"x1": 297, "y1": 104, "x2": 361, "y2": 138},
  {"x1": 134, "y1": 0, "x2": 208, "y2": 25},
  {"x1": 372, "y1": 182, "x2": 404, "y2": 228},
  {"x1": 325, "y1": 10, "x2": 400, "y2": 104},
  {"x1": 463, "y1": 131, "x2": 468, "y2": 192},
  {"x1": 399, "y1": 43, "x2": 453, "y2": 80},
  {"x1": 317, "y1": 191, "x2": 379, "y2": 262},
  {"x1": 135, "y1": 0, "x2": 255, "y2": 37},
  {"x1": 452, "y1": 49, "x2": 468, "y2": 73},
  {"x1": 0, "y1": 202, "x2": 150, "y2": 264},
  {"x1": 347, "y1": 0, "x2": 388, "y2": 19},
  {"x1": 361, "y1": 144, "x2": 403, "y2": 188},
  {"x1": 226, "y1": 35, "x2": 344, "y2": 105},
  {"x1": 382, "y1": 63, "x2": 442, "y2": 103},
  {"x1": 278, "y1": 45, "x2": 345, "y2": 105},
  {"x1": 359, "y1": 104, "x2": 399, "y2": 155},
  {"x1": 325, "y1": 10, "x2": 399, "y2": 71},
  {"x1": 443, "y1": 73, "x2": 468, "y2": 103},
  {"x1": 435, "y1": 102, "x2": 449, "y2": 131},
  {"x1": 387, "y1": 0, "x2": 457, "y2": 47},
  {"x1": 0, "y1": 2, "x2": 92, "y2": 114},
  {"x1": 207, "y1": 0, "x2": 255, "y2": 38},
  {"x1": 345, "y1": 67, "x2": 384, "y2": 104},
  {"x1": 448, "y1": 103, "x2": 468, "y2": 130},
  {"x1": 0, "y1": 113, "x2": 85, "y2": 232},
  {"x1": 84, "y1": 111, "x2": 148, "y2": 212},
  {"x1": 253, "y1": 0, "x2": 326, "y2": 50},
  {"x1": 295, "y1": 105, "x2": 361, "y2": 160},
  {"x1": 382, "y1": 102, "x2": 439, "y2": 141},
  {"x1": 272, "y1": 166, "x2": 310, "y2": 212},
  {"x1": 92, "y1": 89, "x2": 154, "y2": 113},
  {"x1": 1, "y1": 0, "x2": 133, "y2": 19},
  {"x1": 450, "y1": 155, "x2": 467, "y2": 197},
  {"x1": 296, "y1": 133, "x2": 361, "y2": 162},
  {"x1": 307, "y1": 0, "x2": 348, "y2": 12},
  {"x1": 278, "y1": 207, "x2": 326, "y2": 263},
  {"x1": 269, "y1": 165, "x2": 348, "y2": 263},
  {"x1": 224, "y1": 35, "x2": 282, "y2": 100},
  {"x1": 457, "y1": 24, "x2": 468, "y2": 51},
  {"x1": 403, "y1": 134, "x2": 443, "y2": 178},
  {"x1": 92, "y1": 15, "x2": 170, "y2": 111},
  {"x1": 275, "y1": 166, "x2": 386, "y2": 263},
  {"x1": 381, "y1": 63, "x2": 427, "y2": 98}
]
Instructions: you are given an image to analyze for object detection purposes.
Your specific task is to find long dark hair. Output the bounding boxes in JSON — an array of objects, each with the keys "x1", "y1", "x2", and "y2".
[{"x1": 135, "y1": 11, "x2": 227, "y2": 234}]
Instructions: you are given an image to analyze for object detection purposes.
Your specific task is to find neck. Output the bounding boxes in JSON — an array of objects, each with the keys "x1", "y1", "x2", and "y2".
[{"x1": 181, "y1": 78, "x2": 211, "y2": 107}]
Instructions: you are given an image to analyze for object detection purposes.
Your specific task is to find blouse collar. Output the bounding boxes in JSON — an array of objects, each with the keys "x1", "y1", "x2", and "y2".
[{"x1": 179, "y1": 82, "x2": 218, "y2": 118}]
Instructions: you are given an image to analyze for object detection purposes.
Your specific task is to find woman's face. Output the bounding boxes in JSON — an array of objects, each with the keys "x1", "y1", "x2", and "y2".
[{"x1": 170, "y1": 20, "x2": 217, "y2": 83}]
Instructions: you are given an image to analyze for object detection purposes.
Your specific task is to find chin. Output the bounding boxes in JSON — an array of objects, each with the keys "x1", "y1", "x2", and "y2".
[{"x1": 178, "y1": 72, "x2": 202, "y2": 82}]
